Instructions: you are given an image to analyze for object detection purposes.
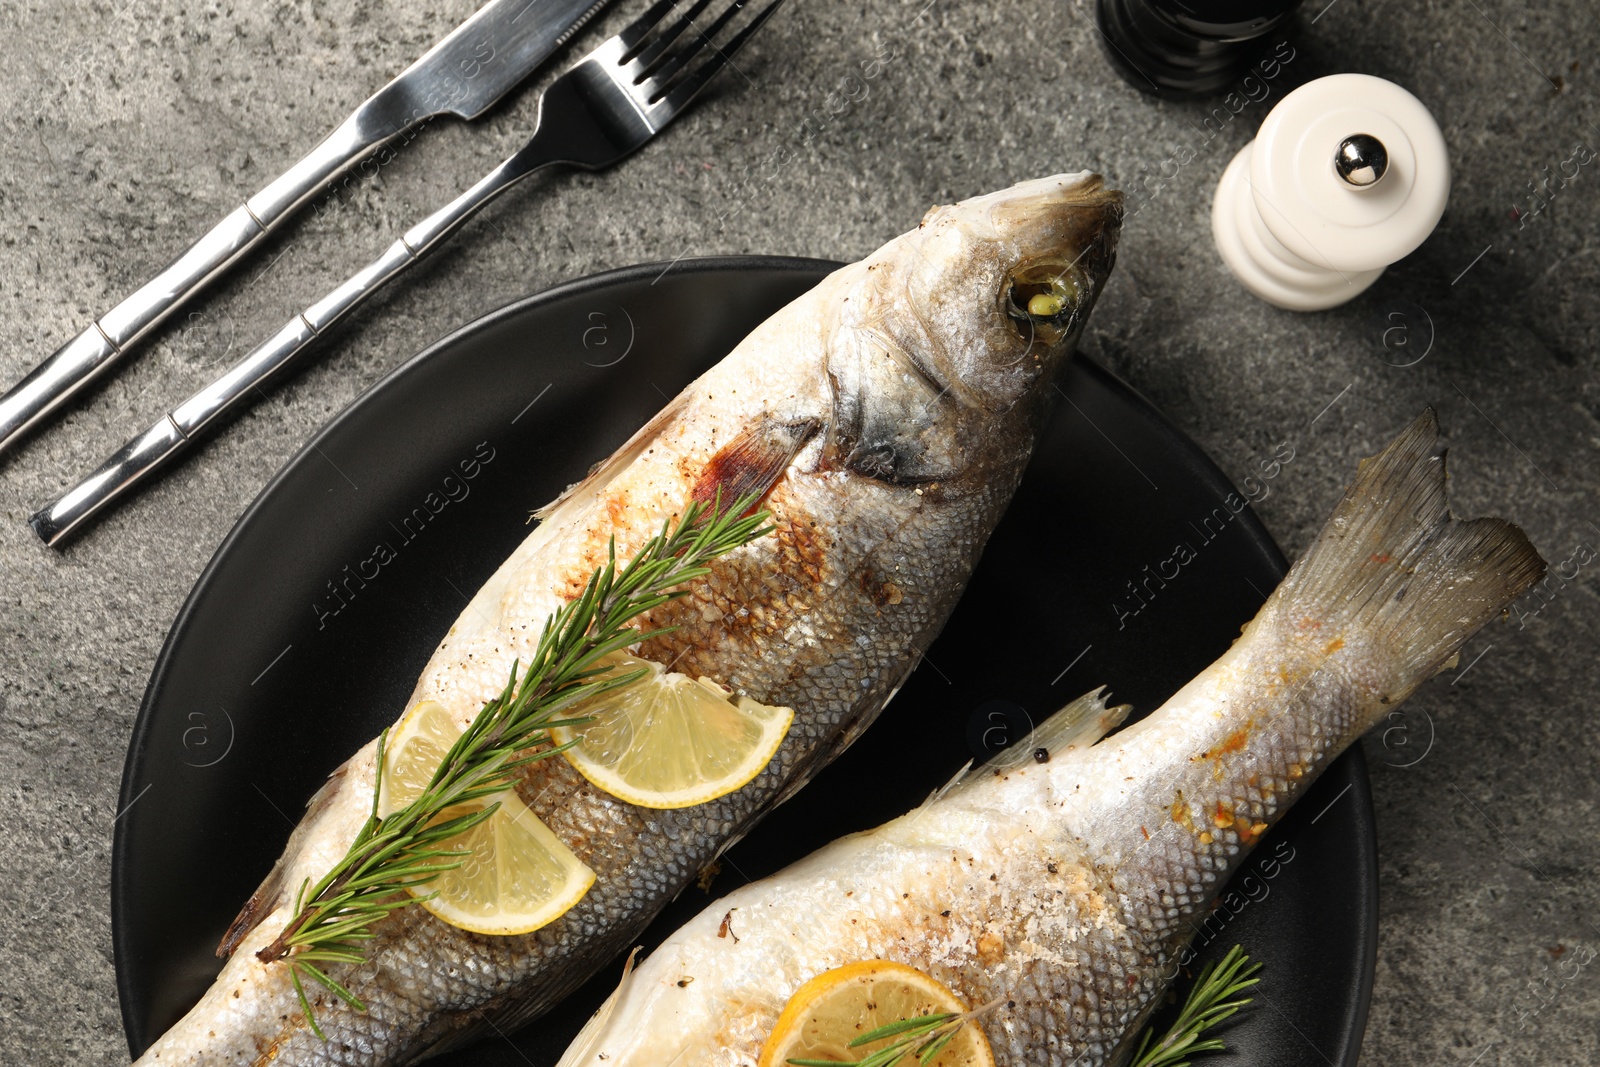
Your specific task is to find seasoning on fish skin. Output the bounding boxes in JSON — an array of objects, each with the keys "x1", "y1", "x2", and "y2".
[
  {"x1": 554, "y1": 410, "x2": 1545, "y2": 1067},
  {"x1": 133, "y1": 173, "x2": 1125, "y2": 1066}
]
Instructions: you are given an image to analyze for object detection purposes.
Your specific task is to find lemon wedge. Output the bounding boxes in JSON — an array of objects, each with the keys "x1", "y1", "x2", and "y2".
[
  {"x1": 379, "y1": 700, "x2": 595, "y2": 936},
  {"x1": 758, "y1": 959, "x2": 996, "y2": 1067},
  {"x1": 549, "y1": 652, "x2": 793, "y2": 810}
]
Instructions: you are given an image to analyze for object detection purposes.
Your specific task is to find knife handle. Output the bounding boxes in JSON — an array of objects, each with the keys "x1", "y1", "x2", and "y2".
[
  {"x1": 31, "y1": 150, "x2": 547, "y2": 546},
  {"x1": 0, "y1": 111, "x2": 403, "y2": 457}
]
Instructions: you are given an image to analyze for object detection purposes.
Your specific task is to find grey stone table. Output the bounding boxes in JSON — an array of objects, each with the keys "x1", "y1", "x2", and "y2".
[{"x1": 1, "y1": 1, "x2": 1595, "y2": 1063}]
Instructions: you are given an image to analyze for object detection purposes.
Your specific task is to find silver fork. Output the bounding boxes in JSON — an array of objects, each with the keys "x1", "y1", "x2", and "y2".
[{"x1": 33, "y1": 0, "x2": 785, "y2": 547}]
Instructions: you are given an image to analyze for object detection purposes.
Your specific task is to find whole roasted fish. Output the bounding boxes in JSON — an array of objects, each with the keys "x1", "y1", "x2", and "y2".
[
  {"x1": 554, "y1": 411, "x2": 1546, "y2": 1067},
  {"x1": 132, "y1": 174, "x2": 1123, "y2": 1065}
]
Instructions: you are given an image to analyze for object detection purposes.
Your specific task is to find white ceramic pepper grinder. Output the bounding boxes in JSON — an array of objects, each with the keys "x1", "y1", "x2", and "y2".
[{"x1": 1211, "y1": 73, "x2": 1450, "y2": 310}]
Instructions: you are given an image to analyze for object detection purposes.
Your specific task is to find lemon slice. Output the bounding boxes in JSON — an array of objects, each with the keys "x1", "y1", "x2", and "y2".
[
  {"x1": 378, "y1": 699, "x2": 465, "y2": 817},
  {"x1": 758, "y1": 960, "x2": 996, "y2": 1067},
  {"x1": 379, "y1": 700, "x2": 595, "y2": 936},
  {"x1": 549, "y1": 652, "x2": 793, "y2": 810}
]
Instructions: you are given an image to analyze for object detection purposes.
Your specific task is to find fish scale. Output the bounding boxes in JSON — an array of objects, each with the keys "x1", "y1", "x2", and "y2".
[
  {"x1": 1093, "y1": 638, "x2": 1376, "y2": 937},
  {"x1": 554, "y1": 409, "x2": 1545, "y2": 1067},
  {"x1": 133, "y1": 174, "x2": 1124, "y2": 1066}
]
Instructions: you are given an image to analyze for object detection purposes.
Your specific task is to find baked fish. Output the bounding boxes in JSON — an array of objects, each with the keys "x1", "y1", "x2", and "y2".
[
  {"x1": 554, "y1": 410, "x2": 1545, "y2": 1067},
  {"x1": 131, "y1": 173, "x2": 1124, "y2": 1065}
]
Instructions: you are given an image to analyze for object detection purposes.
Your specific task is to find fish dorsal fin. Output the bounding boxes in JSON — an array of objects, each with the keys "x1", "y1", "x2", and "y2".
[
  {"x1": 552, "y1": 948, "x2": 641, "y2": 1067},
  {"x1": 915, "y1": 758, "x2": 976, "y2": 812},
  {"x1": 939, "y1": 689, "x2": 1130, "y2": 801},
  {"x1": 216, "y1": 759, "x2": 354, "y2": 957},
  {"x1": 1023, "y1": 686, "x2": 1131, "y2": 757},
  {"x1": 531, "y1": 387, "x2": 694, "y2": 525}
]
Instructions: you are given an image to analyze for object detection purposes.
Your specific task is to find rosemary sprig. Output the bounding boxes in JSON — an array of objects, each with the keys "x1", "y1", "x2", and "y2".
[
  {"x1": 784, "y1": 948, "x2": 1259, "y2": 1067},
  {"x1": 787, "y1": 1001, "x2": 1000, "y2": 1067},
  {"x1": 1130, "y1": 945, "x2": 1263, "y2": 1067},
  {"x1": 251, "y1": 494, "x2": 771, "y2": 1038}
]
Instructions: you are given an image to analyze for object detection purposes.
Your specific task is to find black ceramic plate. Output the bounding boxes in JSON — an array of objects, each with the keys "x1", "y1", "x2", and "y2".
[{"x1": 114, "y1": 258, "x2": 1375, "y2": 1066}]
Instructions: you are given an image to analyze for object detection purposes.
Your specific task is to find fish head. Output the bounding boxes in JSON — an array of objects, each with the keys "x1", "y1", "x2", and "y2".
[{"x1": 824, "y1": 173, "x2": 1122, "y2": 486}]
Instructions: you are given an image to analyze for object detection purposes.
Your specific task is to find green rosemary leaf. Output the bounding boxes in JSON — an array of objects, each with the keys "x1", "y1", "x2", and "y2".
[
  {"x1": 851, "y1": 1014, "x2": 954, "y2": 1046},
  {"x1": 250, "y1": 493, "x2": 771, "y2": 1040},
  {"x1": 853, "y1": 1040, "x2": 921, "y2": 1067},
  {"x1": 288, "y1": 964, "x2": 325, "y2": 1042},
  {"x1": 296, "y1": 959, "x2": 367, "y2": 1013},
  {"x1": 1130, "y1": 945, "x2": 1262, "y2": 1067},
  {"x1": 293, "y1": 948, "x2": 368, "y2": 965},
  {"x1": 791, "y1": 1000, "x2": 995, "y2": 1067},
  {"x1": 917, "y1": 1030, "x2": 956, "y2": 1064}
]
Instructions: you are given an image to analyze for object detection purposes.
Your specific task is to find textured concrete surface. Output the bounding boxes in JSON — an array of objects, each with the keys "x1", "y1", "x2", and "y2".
[{"x1": 0, "y1": 0, "x2": 1596, "y2": 1063}]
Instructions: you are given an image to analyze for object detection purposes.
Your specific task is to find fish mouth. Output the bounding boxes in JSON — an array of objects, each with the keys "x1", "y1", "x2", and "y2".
[{"x1": 987, "y1": 172, "x2": 1124, "y2": 286}]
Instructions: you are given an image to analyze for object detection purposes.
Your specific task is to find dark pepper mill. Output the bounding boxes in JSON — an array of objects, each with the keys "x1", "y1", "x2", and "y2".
[{"x1": 1094, "y1": 0, "x2": 1304, "y2": 97}]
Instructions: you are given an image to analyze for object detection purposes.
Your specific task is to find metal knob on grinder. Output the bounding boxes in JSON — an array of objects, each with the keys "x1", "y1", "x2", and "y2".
[
  {"x1": 1334, "y1": 133, "x2": 1389, "y2": 187},
  {"x1": 1210, "y1": 73, "x2": 1451, "y2": 310}
]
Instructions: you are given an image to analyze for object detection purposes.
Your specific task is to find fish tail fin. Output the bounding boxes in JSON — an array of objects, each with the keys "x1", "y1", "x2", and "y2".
[{"x1": 1265, "y1": 408, "x2": 1546, "y2": 697}]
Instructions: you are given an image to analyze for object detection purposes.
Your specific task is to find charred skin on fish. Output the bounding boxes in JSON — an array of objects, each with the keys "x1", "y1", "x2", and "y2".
[
  {"x1": 554, "y1": 409, "x2": 1546, "y2": 1067},
  {"x1": 132, "y1": 174, "x2": 1124, "y2": 1066}
]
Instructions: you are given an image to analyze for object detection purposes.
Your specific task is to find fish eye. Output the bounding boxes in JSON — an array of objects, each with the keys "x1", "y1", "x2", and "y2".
[{"x1": 1004, "y1": 268, "x2": 1084, "y2": 343}]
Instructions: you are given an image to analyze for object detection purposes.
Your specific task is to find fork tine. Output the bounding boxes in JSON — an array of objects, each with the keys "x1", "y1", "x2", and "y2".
[
  {"x1": 629, "y1": 0, "x2": 718, "y2": 74},
  {"x1": 616, "y1": 0, "x2": 682, "y2": 56},
  {"x1": 650, "y1": 0, "x2": 785, "y2": 111},
  {"x1": 642, "y1": 0, "x2": 753, "y2": 92}
]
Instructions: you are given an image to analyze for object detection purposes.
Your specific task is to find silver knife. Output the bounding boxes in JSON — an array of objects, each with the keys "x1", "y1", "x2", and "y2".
[{"x1": 0, "y1": 0, "x2": 609, "y2": 457}]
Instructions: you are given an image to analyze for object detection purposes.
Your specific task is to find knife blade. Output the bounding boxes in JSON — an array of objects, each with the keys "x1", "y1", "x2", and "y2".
[{"x1": 0, "y1": 0, "x2": 611, "y2": 457}]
